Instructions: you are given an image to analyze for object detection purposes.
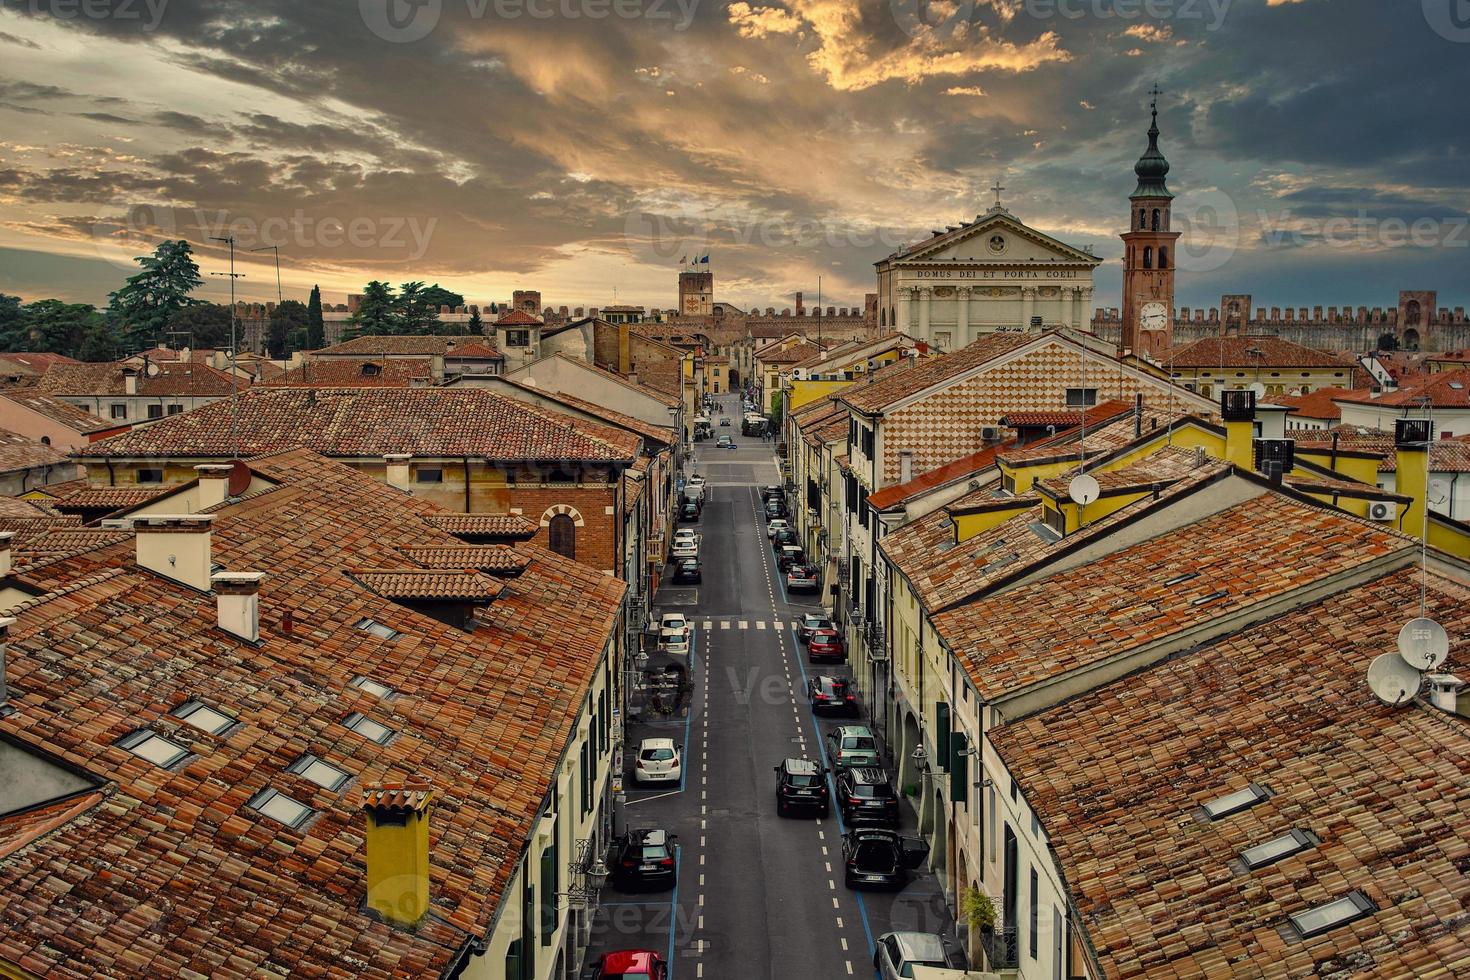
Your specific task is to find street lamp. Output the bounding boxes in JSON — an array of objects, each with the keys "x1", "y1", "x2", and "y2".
[{"x1": 557, "y1": 840, "x2": 611, "y2": 909}]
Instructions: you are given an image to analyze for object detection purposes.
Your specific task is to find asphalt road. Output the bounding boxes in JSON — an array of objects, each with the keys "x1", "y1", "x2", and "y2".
[{"x1": 584, "y1": 394, "x2": 957, "y2": 979}]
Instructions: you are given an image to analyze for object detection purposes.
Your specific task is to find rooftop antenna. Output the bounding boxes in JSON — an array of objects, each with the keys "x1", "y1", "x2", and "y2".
[
  {"x1": 250, "y1": 244, "x2": 285, "y2": 364},
  {"x1": 209, "y1": 235, "x2": 243, "y2": 458}
]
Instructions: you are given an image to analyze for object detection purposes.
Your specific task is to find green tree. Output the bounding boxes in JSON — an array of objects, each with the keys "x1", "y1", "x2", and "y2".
[
  {"x1": 396, "y1": 280, "x2": 437, "y2": 333},
  {"x1": 419, "y1": 284, "x2": 464, "y2": 311},
  {"x1": 467, "y1": 309, "x2": 482, "y2": 336},
  {"x1": 347, "y1": 280, "x2": 397, "y2": 338},
  {"x1": 19, "y1": 300, "x2": 102, "y2": 354},
  {"x1": 107, "y1": 240, "x2": 203, "y2": 349},
  {"x1": 267, "y1": 300, "x2": 310, "y2": 359},
  {"x1": 165, "y1": 303, "x2": 235, "y2": 349},
  {"x1": 0, "y1": 294, "x2": 24, "y2": 348},
  {"x1": 306, "y1": 285, "x2": 326, "y2": 349},
  {"x1": 78, "y1": 316, "x2": 122, "y2": 361}
]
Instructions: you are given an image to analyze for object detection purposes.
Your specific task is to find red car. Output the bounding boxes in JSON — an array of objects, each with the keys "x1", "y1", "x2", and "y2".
[
  {"x1": 596, "y1": 950, "x2": 668, "y2": 979},
  {"x1": 808, "y1": 629, "x2": 846, "y2": 663}
]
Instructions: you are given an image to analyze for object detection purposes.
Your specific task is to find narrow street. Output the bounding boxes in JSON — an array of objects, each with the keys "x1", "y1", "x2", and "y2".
[{"x1": 584, "y1": 394, "x2": 957, "y2": 979}]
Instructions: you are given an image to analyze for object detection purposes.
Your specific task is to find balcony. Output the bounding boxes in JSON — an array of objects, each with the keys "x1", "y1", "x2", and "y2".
[{"x1": 981, "y1": 926, "x2": 1019, "y2": 971}]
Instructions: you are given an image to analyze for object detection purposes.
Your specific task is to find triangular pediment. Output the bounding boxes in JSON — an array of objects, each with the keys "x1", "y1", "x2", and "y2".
[{"x1": 894, "y1": 210, "x2": 1100, "y2": 266}]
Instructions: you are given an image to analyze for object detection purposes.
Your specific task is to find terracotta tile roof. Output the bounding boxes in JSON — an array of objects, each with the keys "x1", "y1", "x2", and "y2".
[
  {"x1": 997, "y1": 407, "x2": 1198, "y2": 466},
  {"x1": 0, "y1": 792, "x2": 103, "y2": 859},
  {"x1": 51, "y1": 485, "x2": 175, "y2": 511},
  {"x1": 0, "y1": 429, "x2": 69, "y2": 473},
  {"x1": 0, "y1": 352, "x2": 79, "y2": 374},
  {"x1": 444, "y1": 340, "x2": 504, "y2": 360},
  {"x1": 499, "y1": 381, "x2": 674, "y2": 447},
  {"x1": 10, "y1": 527, "x2": 134, "y2": 560},
  {"x1": 492, "y1": 309, "x2": 541, "y2": 326},
  {"x1": 758, "y1": 340, "x2": 825, "y2": 365},
  {"x1": 1164, "y1": 335, "x2": 1358, "y2": 369},
  {"x1": 1281, "y1": 471, "x2": 1401, "y2": 498},
  {"x1": 1337, "y1": 367, "x2": 1470, "y2": 409},
  {"x1": 0, "y1": 448, "x2": 625, "y2": 978},
  {"x1": 37, "y1": 360, "x2": 248, "y2": 396},
  {"x1": 868, "y1": 442, "x2": 1013, "y2": 511},
  {"x1": 398, "y1": 546, "x2": 531, "y2": 574},
  {"x1": 1289, "y1": 426, "x2": 1470, "y2": 473},
  {"x1": 838, "y1": 333, "x2": 1033, "y2": 414},
  {"x1": 0, "y1": 496, "x2": 65, "y2": 521},
  {"x1": 265, "y1": 358, "x2": 433, "y2": 387},
  {"x1": 1273, "y1": 386, "x2": 1367, "y2": 420},
  {"x1": 997, "y1": 408, "x2": 1090, "y2": 427},
  {"x1": 425, "y1": 513, "x2": 539, "y2": 538},
  {"x1": 935, "y1": 490, "x2": 1413, "y2": 699},
  {"x1": 352, "y1": 568, "x2": 503, "y2": 600},
  {"x1": 76, "y1": 388, "x2": 641, "y2": 462},
  {"x1": 0, "y1": 390, "x2": 113, "y2": 433},
  {"x1": 312, "y1": 335, "x2": 489, "y2": 357},
  {"x1": 990, "y1": 564, "x2": 1470, "y2": 979}
]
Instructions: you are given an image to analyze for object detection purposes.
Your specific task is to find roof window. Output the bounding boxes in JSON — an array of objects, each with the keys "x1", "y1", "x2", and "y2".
[
  {"x1": 342, "y1": 711, "x2": 394, "y2": 744},
  {"x1": 1203, "y1": 781, "x2": 1270, "y2": 820},
  {"x1": 117, "y1": 729, "x2": 189, "y2": 768},
  {"x1": 288, "y1": 754, "x2": 351, "y2": 791},
  {"x1": 356, "y1": 617, "x2": 401, "y2": 641},
  {"x1": 247, "y1": 787, "x2": 315, "y2": 829},
  {"x1": 1288, "y1": 891, "x2": 1374, "y2": 938},
  {"x1": 1241, "y1": 829, "x2": 1316, "y2": 870},
  {"x1": 351, "y1": 675, "x2": 395, "y2": 699},
  {"x1": 172, "y1": 699, "x2": 234, "y2": 735},
  {"x1": 1163, "y1": 572, "x2": 1199, "y2": 587},
  {"x1": 1190, "y1": 590, "x2": 1229, "y2": 607}
]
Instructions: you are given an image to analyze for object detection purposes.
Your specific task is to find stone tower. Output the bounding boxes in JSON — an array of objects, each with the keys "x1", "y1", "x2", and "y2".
[
  {"x1": 679, "y1": 270, "x2": 713, "y2": 317},
  {"x1": 1120, "y1": 86, "x2": 1182, "y2": 360}
]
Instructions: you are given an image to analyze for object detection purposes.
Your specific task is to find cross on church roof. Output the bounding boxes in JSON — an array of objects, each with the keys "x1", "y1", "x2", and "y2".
[
  {"x1": 1149, "y1": 83, "x2": 1162, "y2": 116},
  {"x1": 991, "y1": 177, "x2": 1006, "y2": 208}
]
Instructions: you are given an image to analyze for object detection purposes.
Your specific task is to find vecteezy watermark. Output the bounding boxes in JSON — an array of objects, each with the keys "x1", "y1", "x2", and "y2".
[
  {"x1": 889, "y1": 0, "x2": 1232, "y2": 41},
  {"x1": 360, "y1": 0, "x2": 698, "y2": 42},
  {"x1": 4, "y1": 0, "x2": 170, "y2": 31},
  {"x1": 622, "y1": 204, "x2": 924, "y2": 269},
  {"x1": 1257, "y1": 211, "x2": 1470, "y2": 251},
  {"x1": 1170, "y1": 187, "x2": 1240, "y2": 273},
  {"x1": 1423, "y1": 0, "x2": 1470, "y2": 41}
]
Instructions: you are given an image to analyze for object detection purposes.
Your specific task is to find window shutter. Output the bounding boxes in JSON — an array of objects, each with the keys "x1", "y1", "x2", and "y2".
[
  {"x1": 504, "y1": 940, "x2": 523, "y2": 980},
  {"x1": 539, "y1": 844, "x2": 556, "y2": 945},
  {"x1": 935, "y1": 701, "x2": 951, "y2": 771},
  {"x1": 580, "y1": 740, "x2": 591, "y2": 814},
  {"x1": 950, "y1": 731, "x2": 968, "y2": 804}
]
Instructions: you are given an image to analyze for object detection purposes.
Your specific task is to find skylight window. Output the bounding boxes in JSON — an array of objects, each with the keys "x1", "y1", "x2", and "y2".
[
  {"x1": 1164, "y1": 572, "x2": 1199, "y2": 587},
  {"x1": 351, "y1": 676, "x2": 395, "y2": 699},
  {"x1": 247, "y1": 787, "x2": 315, "y2": 829},
  {"x1": 1288, "y1": 891, "x2": 1374, "y2": 938},
  {"x1": 356, "y1": 617, "x2": 401, "y2": 641},
  {"x1": 288, "y1": 754, "x2": 351, "y2": 791},
  {"x1": 342, "y1": 712, "x2": 394, "y2": 744},
  {"x1": 172, "y1": 699, "x2": 234, "y2": 735},
  {"x1": 1203, "y1": 782, "x2": 1270, "y2": 820},
  {"x1": 1190, "y1": 590, "x2": 1229, "y2": 606},
  {"x1": 117, "y1": 729, "x2": 189, "y2": 768},
  {"x1": 1241, "y1": 829, "x2": 1316, "y2": 870}
]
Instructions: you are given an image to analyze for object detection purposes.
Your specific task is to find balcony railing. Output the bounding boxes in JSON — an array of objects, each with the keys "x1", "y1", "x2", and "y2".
[{"x1": 981, "y1": 926, "x2": 1019, "y2": 970}]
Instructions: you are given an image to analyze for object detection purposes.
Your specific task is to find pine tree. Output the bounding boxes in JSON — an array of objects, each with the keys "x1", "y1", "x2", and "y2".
[
  {"x1": 306, "y1": 285, "x2": 326, "y2": 349},
  {"x1": 468, "y1": 309, "x2": 483, "y2": 336},
  {"x1": 347, "y1": 281, "x2": 398, "y2": 337},
  {"x1": 107, "y1": 240, "x2": 203, "y2": 349}
]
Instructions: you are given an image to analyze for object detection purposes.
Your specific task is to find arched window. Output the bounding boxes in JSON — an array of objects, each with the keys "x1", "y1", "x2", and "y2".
[
  {"x1": 548, "y1": 514, "x2": 576, "y2": 559},
  {"x1": 1151, "y1": 209, "x2": 1161, "y2": 231},
  {"x1": 1143, "y1": 246, "x2": 1153, "y2": 269},
  {"x1": 1137, "y1": 209, "x2": 1145, "y2": 229},
  {"x1": 1158, "y1": 246, "x2": 1168, "y2": 269}
]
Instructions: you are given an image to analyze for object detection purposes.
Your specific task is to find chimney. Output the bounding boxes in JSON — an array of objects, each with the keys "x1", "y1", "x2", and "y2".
[
  {"x1": 135, "y1": 515, "x2": 213, "y2": 590},
  {"x1": 1394, "y1": 418, "x2": 1433, "y2": 536},
  {"x1": 1423, "y1": 673, "x2": 1466, "y2": 717},
  {"x1": 212, "y1": 572, "x2": 265, "y2": 642},
  {"x1": 363, "y1": 779, "x2": 434, "y2": 928},
  {"x1": 0, "y1": 530, "x2": 13, "y2": 577},
  {"x1": 899, "y1": 450, "x2": 914, "y2": 484},
  {"x1": 1219, "y1": 389, "x2": 1256, "y2": 470},
  {"x1": 1134, "y1": 392, "x2": 1143, "y2": 439},
  {"x1": 384, "y1": 454, "x2": 412, "y2": 491},
  {"x1": 194, "y1": 464, "x2": 233, "y2": 509},
  {"x1": 123, "y1": 368, "x2": 139, "y2": 395},
  {"x1": 0, "y1": 616, "x2": 15, "y2": 712}
]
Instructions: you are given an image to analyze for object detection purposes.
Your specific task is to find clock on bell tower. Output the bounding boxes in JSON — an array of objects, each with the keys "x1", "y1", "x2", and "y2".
[{"x1": 1120, "y1": 85, "x2": 1181, "y2": 361}]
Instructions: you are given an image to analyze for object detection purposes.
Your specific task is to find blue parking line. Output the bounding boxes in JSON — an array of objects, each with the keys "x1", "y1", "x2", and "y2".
[
  {"x1": 680, "y1": 628, "x2": 698, "y2": 792},
  {"x1": 667, "y1": 846, "x2": 682, "y2": 978},
  {"x1": 790, "y1": 624, "x2": 879, "y2": 962}
]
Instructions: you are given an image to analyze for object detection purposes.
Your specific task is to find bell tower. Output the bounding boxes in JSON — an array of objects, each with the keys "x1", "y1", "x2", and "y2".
[{"x1": 1120, "y1": 85, "x2": 1181, "y2": 360}]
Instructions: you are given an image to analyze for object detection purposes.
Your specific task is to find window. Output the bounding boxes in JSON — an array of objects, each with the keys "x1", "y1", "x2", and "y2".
[
  {"x1": 117, "y1": 729, "x2": 189, "y2": 768},
  {"x1": 1202, "y1": 782, "x2": 1270, "y2": 820},
  {"x1": 1142, "y1": 246, "x2": 1153, "y2": 269},
  {"x1": 247, "y1": 787, "x2": 314, "y2": 829},
  {"x1": 1064, "y1": 388, "x2": 1097, "y2": 409},
  {"x1": 355, "y1": 617, "x2": 401, "y2": 641},
  {"x1": 548, "y1": 514, "x2": 576, "y2": 559},
  {"x1": 289, "y1": 753, "x2": 351, "y2": 791},
  {"x1": 1029, "y1": 866, "x2": 1039, "y2": 959},
  {"x1": 110, "y1": 403, "x2": 127, "y2": 419},
  {"x1": 342, "y1": 712, "x2": 394, "y2": 744},
  {"x1": 1241, "y1": 829, "x2": 1316, "y2": 869},
  {"x1": 147, "y1": 404, "x2": 163, "y2": 419},
  {"x1": 861, "y1": 425, "x2": 875, "y2": 460},
  {"x1": 172, "y1": 699, "x2": 234, "y2": 735},
  {"x1": 415, "y1": 467, "x2": 444, "y2": 484},
  {"x1": 506, "y1": 329, "x2": 531, "y2": 347},
  {"x1": 1151, "y1": 208, "x2": 1161, "y2": 231},
  {"x1": 351, "y1": 675, "x2": 395, "y2": 698},
  {"x1": 167, "y1": 403, "x2": 183, "y2": 415},
  {"x1": 1159, "y1": 246, "x2": 1168, "y2": 269},
  {"x1": 137, "y1": 469, "x2": 163, "y2": 484},
  {"x1": 1289, "y1": 891, "x2": 1374, "y2": 938}
]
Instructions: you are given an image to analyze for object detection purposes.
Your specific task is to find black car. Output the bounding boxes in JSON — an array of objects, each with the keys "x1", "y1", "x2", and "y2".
[
  {"x1": 761, "y1": 485, "x2": 784, "y2": 503},
  {"x1": 678, "y1": 500, "x2": 701, "y2": 522},
  {"x1": 806, "y1": 675, "x2": 857, "y2": 715},
  {"x1": 773, "y1": 757, "x2": 830, "y2": 818},
  {"x1": 612, "y1": 829, "x2": 679, "y2": 891},
  {"x1": 771, "y1": 528, "x2": 798, "y2": 550},
  {"x1": 673, "y1": 558, "x2": 702, "y2": 583},
  {"x1": 835, "y1": 767, "x2": 900, "y2": 827},
  {"x1": 842, "y1": 829, "x2": 929, "y2": 889},
  {"x1": 777, "y1": 547, "x2": 807, "y2": 573},
  {"x1": 765, "y1": 499, "x2": 788, "y2": 519}
]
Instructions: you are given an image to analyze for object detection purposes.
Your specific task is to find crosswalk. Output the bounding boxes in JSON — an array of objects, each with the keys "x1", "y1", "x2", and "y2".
[{"x1": 696, "y1": 617, "x2": 786, "y2": 631}]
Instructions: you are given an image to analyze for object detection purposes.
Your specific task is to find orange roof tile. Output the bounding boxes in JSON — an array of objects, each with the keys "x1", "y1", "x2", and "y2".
[
  {"x1": 1273, "y1": 386, "x2": 1367, "y2": 420},
  {"x1": 0, "y1": 390, "x2": 113, "y2": 433},
  {"x1": 1164, "y1": 335, "x2": 1359, "y2": 369},
  {"x1": 0, "y1": 429, "x2": 69, "y2": 473},
  {"x1": 426, "y1": 514, "x2": 538, "y2": 538}
]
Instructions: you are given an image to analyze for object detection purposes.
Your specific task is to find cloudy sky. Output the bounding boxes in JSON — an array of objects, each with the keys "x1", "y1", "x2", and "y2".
[{"x1": 0, "y1": 0, "x2": 1465, "y2": 315}]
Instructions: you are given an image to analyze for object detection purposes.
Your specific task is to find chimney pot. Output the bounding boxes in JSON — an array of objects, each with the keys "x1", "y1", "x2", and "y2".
[{"x1": 212, "y1": 571, "x2": 265, "y2": 642}]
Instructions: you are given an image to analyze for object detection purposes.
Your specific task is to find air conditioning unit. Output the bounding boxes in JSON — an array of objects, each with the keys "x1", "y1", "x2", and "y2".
[
  {"x1": 1367, "y1": 500, "x2": 1398, "y2": 522},
  {"x1": 980, "y1": 425, "x2": 1003, "y2": 444}
]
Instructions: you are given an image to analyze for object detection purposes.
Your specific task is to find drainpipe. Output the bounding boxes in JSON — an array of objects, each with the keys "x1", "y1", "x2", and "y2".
[
  {"x1": 1329, "y1": 430, "x2": 1340, "y2": 474},
  {"x1": 462, "y1": 457, "x2": 472, "y2": 512}
]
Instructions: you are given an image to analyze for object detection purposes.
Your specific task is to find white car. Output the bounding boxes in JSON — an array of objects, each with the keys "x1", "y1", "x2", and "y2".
[
  {"x1": 670, "y1": 539, "x2": 699, "y2": 561},
  {"x1": 635, "y1": 737, "x2": 682, "y2": 786},
  {"x1": 659, "y1": 613, "x2": 689, "y2": 643},
  {"x1": 767, "y1": 518, "x2": 789, "y2": 540},
  {"x1": 685, "y1": 475, "x2": 706, "y2": 499},
  {"x1": 673, "y1": 527, "x2": 698, "y2": 545},
  {"x1": 662, "y1": 633, "x2": 690, "y2": 657}
]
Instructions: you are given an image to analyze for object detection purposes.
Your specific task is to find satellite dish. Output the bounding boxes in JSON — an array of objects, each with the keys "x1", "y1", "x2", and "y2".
[
  {"x1": 226, "y1": 460, "x2": 251, "y2": 497},
  {"x1": 1367, "y1": 653, "x2": 1422, "y2": 706},
  {"x1": 1397, "y1": 617, "x2": 1450, "y2": 671},
  {"x1": 1428, "y1": 478, "x2": 1450, "y2": 505},
  {"x1": 1068, "y1": 474, "x2": 1100, "y2": 505},
  {"x1": 1248, "y1": 382, "x2": 1266, "y2": 398}
]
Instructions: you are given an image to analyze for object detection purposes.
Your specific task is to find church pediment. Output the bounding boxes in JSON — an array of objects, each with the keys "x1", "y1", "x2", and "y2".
[{"x1": 893, "y1": 210, "x2": 1101, "y2": 266}]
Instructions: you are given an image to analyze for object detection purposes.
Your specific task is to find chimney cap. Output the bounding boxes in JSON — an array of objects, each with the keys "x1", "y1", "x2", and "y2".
[
  {"x1": 194, "y1": 463, "x2": 233, "y2": 476},
  {"x1": 383, "y1": 453, "x2": 412, "y2": 462},
  {"x1": 1395, "y1": 418, "x2": 1434, "y2": 448},
  {"x1": 363, "y1": 778, "x2": 434, "y2": 814},
  {"x1": 136, "y1": 514, "x2": 214, "y2": 530},
  {"x1": 0, "y1": 531, "x2": 14, "y2": 544},
  {"x1": 211, "y1": 571, "x2": 266, "y2": 595}
]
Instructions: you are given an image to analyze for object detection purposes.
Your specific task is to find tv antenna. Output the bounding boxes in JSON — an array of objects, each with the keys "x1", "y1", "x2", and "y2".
[{"x1": 209, "y1": 235, "x2": 243, "y2": 458}]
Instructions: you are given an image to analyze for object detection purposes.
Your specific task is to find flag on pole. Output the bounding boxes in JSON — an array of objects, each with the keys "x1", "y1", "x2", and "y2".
[
  {"x1": 679, "y1": 255, "x2": 687, "y2": 266},
  {"x1": 699, "y1": 254, "x2": 710, "y2": 264}
]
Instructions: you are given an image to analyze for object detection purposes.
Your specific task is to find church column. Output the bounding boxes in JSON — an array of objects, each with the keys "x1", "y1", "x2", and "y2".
[
  {"x1": 1021, "y1": 286, "x2": 1036, "y2": 331},
  {"x1": 1066, "y1": 286, "x2": 1080, "y2": 330},
  {"x1": 955, "y1": 286, "x2": 971, "y2": 343},
  {"x1": 918, "y1": 286, "x2": 932, "y2": 339},
  {"x1": 1078, "y1": 286, "x2": 1094, "y2": 331},
  {"x1": 895, "y1": 286, "x2": 912, "y2": 333}
]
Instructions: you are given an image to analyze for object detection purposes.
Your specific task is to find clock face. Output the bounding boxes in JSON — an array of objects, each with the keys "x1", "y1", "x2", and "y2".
[{"x1": 1139, "y1": 301, "x2": 1168, "y2": 331}]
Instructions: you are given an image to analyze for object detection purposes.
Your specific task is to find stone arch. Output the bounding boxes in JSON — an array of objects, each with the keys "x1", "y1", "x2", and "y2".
[
  {"x1": 1405, "y1": 300, "x2": 1422, "y2": 326},
  {"x1": 1151, "y1": 208, "x2": 1161, "y2": 230},
  {"x1": 929, "y1": 784, "x2": 948, "y2": 878},
  {"x1": 538, "y1": 503, "x2": 585, "y2": 528},
  {"x1": 1158, "y1": 246, "x2": 1168, "y2": 269},
  {"x1": 898, "y1": 710, "x2": 922, "y2": 795},
  {"x1": 1142, "y1": 246, "x2": 1153, "y2": 269},
  {"x1": 1403, "y1": 327, "x2": 1421, "y2": 350}
]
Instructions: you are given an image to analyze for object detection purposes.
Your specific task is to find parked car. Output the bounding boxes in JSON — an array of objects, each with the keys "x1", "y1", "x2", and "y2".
[
  {"x1": 798, "y1": 613, "x2": 835, "y2": 643},
  {"x1": 836, "y1": 767, "x2": 900, "y2": 827},
  {"x1": 808, "y1": 629, "x2": 846, "y2": 663},
  {"x1": 670, "y1": 538, "x2": 698, "y2": 561},
  {"x1": 673, "y1": 558, "x2": 702, "y2": 584},
  {"x1": 842, "y1": 829, "x2": 929, "y2": 890},
  {"x1": 678, "y1": 500, "x2": 701, "y2": 522},
  {"x1": 786, "y1": 563, "x2": 819, "y2": 592},
  {"x1": 773, "y1": 757, "x2": 830, "y2": 818},
  {"x1": 765, "y1": 499, "x2": 788, "y2": 519},
  {"x1": 611, "y1": 828, "x2": 679, "y2": 891},
  {"x1": 777, "y1": 547, "x2": 806, "y2": 573},
  {"x1": 662, "y1": 632, "x2": 690, "y2": 657},
  {"x1": 761, "y1": 485, "x2": 784, "y2": 503},
  {"x1": 634, "y1": 737, "x2": 682, "y2": 786},
  {"x1": 772, "y1": 528, "x2": 798, "y2": 551},
  {"x1": 766, "y1": 517, "x2": 789, "y2": 540},
  {"x1": 673, "y1": 527, "x2": 698, "y2": 545},
  {"x1": 806, "y1": 674, "x2": 857, "y2": 715},
  {"x1": 594, "y1": 951, "x2": 668, "y2": 980},
  {"x1": 686, "y1": 474, "x2": 706, "y2": 498},
  {"x1": 716, "y1": 435, "x2": 736, "y2": 449},
  {"x1": 659, "y1": 613, "x2": 689, "y2": 643},
  {"x1": 874, "y1": 933, "x2": 956, "y2": 980},
  {"x1": 719, "y1": 417, "x2": 731, "y2": 426},
  {"x1": 826, "y1": 725, "x2": 880, "y2": 770}
]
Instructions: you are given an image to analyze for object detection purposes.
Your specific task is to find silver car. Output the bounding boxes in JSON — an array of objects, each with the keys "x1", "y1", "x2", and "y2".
[{"x1": 874, "y1": 931, "x2": 953, "y2": 979}]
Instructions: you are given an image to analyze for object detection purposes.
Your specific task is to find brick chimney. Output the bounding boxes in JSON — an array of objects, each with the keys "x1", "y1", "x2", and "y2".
[
  {"x1": 195, "y1": 464, "x2": 233, "y2": 510},
  {"x1": 212, "y1": 572, "x2": 265, "y2": 642},
  {"x1": 363, "y1": 778, "x2": 434, "y2": 928},
  {"x1": 134, "y1": 515, "x2": 213, "y2": 591},
  {"x1": 384, "y1": 454, "x2": 412, "y2": 491}
]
